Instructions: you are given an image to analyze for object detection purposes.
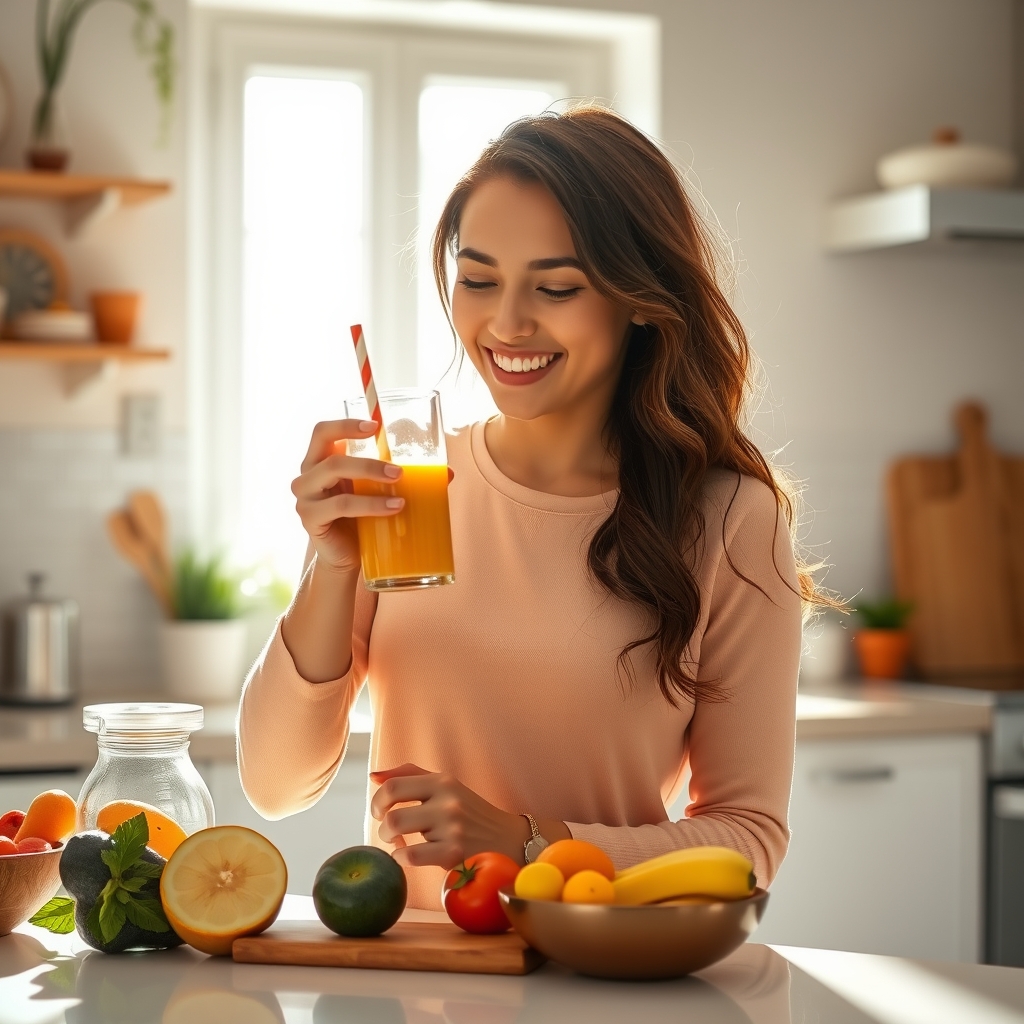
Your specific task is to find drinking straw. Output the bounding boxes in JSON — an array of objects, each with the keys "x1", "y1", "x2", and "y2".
[{"x1": 350, "y1": 323, "x2": 392, "y2": 462}]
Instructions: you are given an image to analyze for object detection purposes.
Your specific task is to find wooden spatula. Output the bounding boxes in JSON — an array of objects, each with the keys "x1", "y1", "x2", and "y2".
[
  {"x1": 127, "y1": 490, "x2": 173, "y2": 584},
  {"x1": 107, "y1": 509, "x2": 173, "y2": 616}
]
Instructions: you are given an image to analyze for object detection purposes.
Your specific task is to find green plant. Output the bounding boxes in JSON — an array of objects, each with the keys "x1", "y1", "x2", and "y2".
[
  {"x1": 855, "y1": 598, "x2": 913, "y2": 630},
  {"x1": 33, "y1": 0, "x2": 175, "y2": 146},
  {"x1": 172, "y1": 549, "x2": 241, "y2": 621}
]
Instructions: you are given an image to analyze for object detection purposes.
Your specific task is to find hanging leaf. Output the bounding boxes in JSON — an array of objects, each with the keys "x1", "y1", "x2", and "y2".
[{"x1": 29, "y1": 897, "x2": 76, "y2": 935}]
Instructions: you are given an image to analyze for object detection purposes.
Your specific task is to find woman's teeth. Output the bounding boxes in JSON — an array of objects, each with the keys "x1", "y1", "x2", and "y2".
[{"x1": 491, "y1": 351, "x2": 555, "y2": 373}]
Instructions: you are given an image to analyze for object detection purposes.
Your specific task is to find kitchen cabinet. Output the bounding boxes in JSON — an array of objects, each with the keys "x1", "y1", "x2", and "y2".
[
  {"x1": 749, "y1": 733, "x2": 983, "y2": 961},
  {"x1": 198, "y1": 745, "x2": 370, "y2": 897}
]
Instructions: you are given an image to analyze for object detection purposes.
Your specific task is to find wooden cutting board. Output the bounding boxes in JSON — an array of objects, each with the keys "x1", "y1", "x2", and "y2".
[
  {"x1": 887, "y1": 402, "x2": 1024, "y2": 676},
  {"x1": 232, "y1": 919, "x2": 545, "y2": 975}
]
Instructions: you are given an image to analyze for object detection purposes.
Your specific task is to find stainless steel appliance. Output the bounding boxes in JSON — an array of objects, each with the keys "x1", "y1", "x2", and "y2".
[
  {"x1": 983, "y1": 688, "x2": 1024, "y2": 965},
  {"x1": 0, "y1": 573, "x2": 79, "y2": 705}
]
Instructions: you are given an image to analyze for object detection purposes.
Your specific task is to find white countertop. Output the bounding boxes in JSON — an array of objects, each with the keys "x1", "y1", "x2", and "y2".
[{"x1": 2, "y1": 895, "x2": 1024, "y2": 1023}]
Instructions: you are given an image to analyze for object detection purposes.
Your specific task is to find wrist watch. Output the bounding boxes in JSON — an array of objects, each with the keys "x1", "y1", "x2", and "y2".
[{"x1": 522, "y1": 813, "x2": 549, "y2": 864}]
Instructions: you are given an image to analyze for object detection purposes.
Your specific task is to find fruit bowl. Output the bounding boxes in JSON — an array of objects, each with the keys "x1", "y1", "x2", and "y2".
[
  {"x1": 498, "y1": 887, "x2": 769, "y2": 979},
  {"x1": 0, "y1": 844, "x2": 64, "y2": 936}
]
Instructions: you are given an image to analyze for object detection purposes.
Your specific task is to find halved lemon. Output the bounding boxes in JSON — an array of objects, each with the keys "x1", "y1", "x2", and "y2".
[
  {"x1": 160, "y1": 826, "x2": 287, "y2": 955},
  {"x1": 97, "y1": 800, "x2": 188, "y2": 859}
]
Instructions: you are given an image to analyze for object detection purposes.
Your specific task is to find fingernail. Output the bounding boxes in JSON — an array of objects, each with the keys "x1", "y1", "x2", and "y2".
[
  {"x1": 383, "y1": 464, "x2": 402, "y2": 479},
  {"x1": 359, "y1": 420, "x2": 377, "y2": 431},
  {"x1": 385, "y1": 497, "x2": 404, "y2": 509}
]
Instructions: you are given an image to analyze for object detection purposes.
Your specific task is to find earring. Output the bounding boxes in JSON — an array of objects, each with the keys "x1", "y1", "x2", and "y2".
[{"x1": 630, "y1": 312, "x2": 645, "y2": 326}]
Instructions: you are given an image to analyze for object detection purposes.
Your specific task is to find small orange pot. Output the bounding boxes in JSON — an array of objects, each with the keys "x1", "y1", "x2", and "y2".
[
  {"x1": 855, "y1": 629, "x2": 911, "y2": 680},
  {"x1": 91, "y1": 291, "x2": 142, "y2": 344}
]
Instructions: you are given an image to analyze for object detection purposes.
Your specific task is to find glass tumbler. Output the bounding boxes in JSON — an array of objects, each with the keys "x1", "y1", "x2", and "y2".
[
  {"x1": 344, "y1": 388, "x2": 455, "y2": 591},
  {"x1": 76, "y1": 703, "x2": 215, "y2": 835}
]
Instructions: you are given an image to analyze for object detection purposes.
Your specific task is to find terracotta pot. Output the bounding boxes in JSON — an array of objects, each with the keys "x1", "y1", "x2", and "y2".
[
  {"x1": 855, "y1": 629, "x2": 911, "y2": 680},
  {"x1": 91, "y1": 291, "x2": 142, "y2": 344}
]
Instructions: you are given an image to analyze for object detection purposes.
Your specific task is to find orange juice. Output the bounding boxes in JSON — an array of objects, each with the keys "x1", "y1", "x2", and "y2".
[{"x1": 353, "y1": 463, "x2": 455, "y2": 589}]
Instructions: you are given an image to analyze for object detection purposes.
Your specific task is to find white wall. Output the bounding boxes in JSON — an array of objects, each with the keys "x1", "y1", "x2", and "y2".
[{"x1": 0, "y1": 0, "x2": 1021, "y2": 685}]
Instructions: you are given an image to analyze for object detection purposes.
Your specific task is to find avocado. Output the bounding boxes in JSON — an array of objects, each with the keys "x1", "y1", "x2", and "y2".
[{"x1": 59, "y1": 830, "x2": 183, "y2": 953}]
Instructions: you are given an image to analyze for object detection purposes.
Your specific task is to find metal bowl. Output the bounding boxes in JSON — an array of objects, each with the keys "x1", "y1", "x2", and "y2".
[
  {"x1": 498, "y1": 887, "x2": 769, "y2": 980},
  {"x1": 0, "y1": 844, "x2": 63, "y2": 936}
]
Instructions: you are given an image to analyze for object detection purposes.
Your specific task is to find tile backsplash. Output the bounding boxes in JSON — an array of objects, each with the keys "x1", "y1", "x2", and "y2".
[{"x1": 0, "y1": 428, "x2": 188, "y2": 694}]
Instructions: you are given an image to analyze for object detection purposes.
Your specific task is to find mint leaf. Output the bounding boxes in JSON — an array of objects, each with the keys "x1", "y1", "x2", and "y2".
[
  {"x1": 127, "y1": 860, "x2": 162, "y2": 879},
  {"x1": 109, "y1": 813, "x2": 149, "y2": 873},
  {"x1": 86, "y1": 899, "x2": 103, "y2": 943},
  {"x1": 29, "y1": 897, "x2": 76, "y2": 934},
  {"x1": 123, "y1": 896, "x2": 170, "y2": 933},
  {"x1": 119, "y1": 876, "x2": 147, "y2": 893},
  {"x1": 98, "y1": 896, "x2": 127, "y2": 945},
  {"x1": 100, "y1": 848, "x2": 120, "y2": 877}
]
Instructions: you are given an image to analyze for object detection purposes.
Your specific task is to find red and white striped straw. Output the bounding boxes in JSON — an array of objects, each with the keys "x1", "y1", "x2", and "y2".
[{"x1": 349, "y1": 323, "x2": 391, "y2": 461}]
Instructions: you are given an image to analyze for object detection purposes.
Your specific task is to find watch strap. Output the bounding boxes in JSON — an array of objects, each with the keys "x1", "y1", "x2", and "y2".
[{"x1": 522, "y1": 813, "x2": 549, "y2": 864}]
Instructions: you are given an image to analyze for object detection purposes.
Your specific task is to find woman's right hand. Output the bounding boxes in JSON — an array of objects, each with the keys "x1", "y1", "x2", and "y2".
[{"x1": 291, "y1": 419, "x2": 404, "y2": 576}]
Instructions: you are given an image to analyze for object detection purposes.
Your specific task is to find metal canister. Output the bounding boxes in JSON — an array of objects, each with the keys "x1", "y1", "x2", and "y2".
[{"x1": 0, "y1": 573, "x2": 79, "y2": 705}]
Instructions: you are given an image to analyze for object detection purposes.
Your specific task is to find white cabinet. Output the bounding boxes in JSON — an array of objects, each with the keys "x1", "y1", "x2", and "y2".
[
  {"x1": 198, "y1": 744, "x2": 370, "y2": 897},
  {"x1": 752, "y1": 733, "x2": 983, "y2": 961}
]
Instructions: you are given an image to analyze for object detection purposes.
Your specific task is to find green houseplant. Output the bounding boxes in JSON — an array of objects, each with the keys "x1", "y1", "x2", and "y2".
[
  {"x1": 159, "y1": 551, "x2": 248, "y2": 703},
  {"x1": 29, "y1": 0, "x2": 175, "y2": 170},
  {"x1": 854, "y1": 598, "x2": 914, "y2": 680}
]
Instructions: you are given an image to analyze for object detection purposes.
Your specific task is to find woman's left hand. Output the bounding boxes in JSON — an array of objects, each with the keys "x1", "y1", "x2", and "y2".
[{"x1": 369, "y1": 764, "x2": 530, "y2": 870}]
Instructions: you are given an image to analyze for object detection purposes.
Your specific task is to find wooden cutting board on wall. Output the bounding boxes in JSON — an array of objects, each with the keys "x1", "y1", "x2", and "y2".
[{"x1": 887, "y1": 403, "x2": 1024, "y2": 676}]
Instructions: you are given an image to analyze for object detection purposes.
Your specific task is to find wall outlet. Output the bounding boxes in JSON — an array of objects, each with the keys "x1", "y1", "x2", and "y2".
[{"x1": 121, "y1": 393, "x2": 162, "y2": 457}]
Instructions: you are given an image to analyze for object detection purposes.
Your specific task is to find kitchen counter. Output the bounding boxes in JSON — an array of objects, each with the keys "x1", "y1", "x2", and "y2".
[
  {"x1": 3, "y1": 896, "x2": 1024, "y2": 1023},
  {"x1": 0, "y1": 682, "x2": 993, "y2": 773}
]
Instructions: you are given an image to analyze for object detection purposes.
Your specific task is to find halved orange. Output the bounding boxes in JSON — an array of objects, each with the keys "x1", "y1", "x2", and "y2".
[
  {"x1": 160, "y1": 826, "x2": 287, "y2": 956},
  {"x1": 96, "y1": 800, "x2": 187, "y2": 859}
]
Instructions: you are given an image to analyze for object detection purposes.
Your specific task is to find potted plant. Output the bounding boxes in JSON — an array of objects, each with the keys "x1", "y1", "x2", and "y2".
[
  {"x1": 28, "y1": 0, "x2": 176, "y2": 170},
  {"x1": 854, "y1": 598, "x2": 914, "y2": 680},
  {"x1": 159, "y1": 550, "x2": 247, "y2": 703}
]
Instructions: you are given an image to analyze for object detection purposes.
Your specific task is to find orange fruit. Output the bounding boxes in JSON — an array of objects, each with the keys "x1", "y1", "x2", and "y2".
[
  {"x1": 562, "y1": 870, "x2": 615, "y2": 904},
  {"x1": 514, "y1": 861, "x2": 564, "y2": 901},
  {"x1": 160, "y1": 826, "x2": 287, "y2": 956},
  {"x1": 14, "y1": 790, "x2": 76, "y2": 845},
  {"x1": 96, "y1": 800, "x2": 188, "y2": 860},
  {"x1": 536, "y1": 839, "x2": 614, "y2": 882}
]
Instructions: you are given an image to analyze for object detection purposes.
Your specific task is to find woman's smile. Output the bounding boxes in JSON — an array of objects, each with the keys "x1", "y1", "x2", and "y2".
[{"x1": 486, "y1": 346, "x2": 564, "y2": 385}]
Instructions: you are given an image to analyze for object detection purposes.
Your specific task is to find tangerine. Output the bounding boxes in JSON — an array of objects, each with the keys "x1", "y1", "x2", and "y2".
[
  {"x1": 96, "y1": 800, "x2": 188, "y2": 859},
  {"x1": 562, "y1": 869, "x2": 615, "y2": 905},
  {"x1": 536, "y1": 839, "x2": 614, "y2": 882}
]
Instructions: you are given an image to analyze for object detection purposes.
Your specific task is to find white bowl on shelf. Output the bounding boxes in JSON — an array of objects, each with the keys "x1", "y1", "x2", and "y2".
[
  {"x1": 877, "y1": 130, "x2": 1017, "y2": 191},
  {"x1": 11, "y1": 309, "x2": 92, "y2": 342}
]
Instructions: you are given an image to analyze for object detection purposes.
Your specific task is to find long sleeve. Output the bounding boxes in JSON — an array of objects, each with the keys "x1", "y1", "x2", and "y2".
[
  {"x1": 236, "y1": 562, "x2": 378, "y2": 820},
  {"x1": 567, "y1": 478, "x2": 802, "y2": 886}
]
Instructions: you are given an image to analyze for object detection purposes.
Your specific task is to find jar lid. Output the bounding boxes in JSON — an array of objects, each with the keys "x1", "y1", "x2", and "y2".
[{"x1": 83, "y1": 702, "x2": 205, "y2": 735}]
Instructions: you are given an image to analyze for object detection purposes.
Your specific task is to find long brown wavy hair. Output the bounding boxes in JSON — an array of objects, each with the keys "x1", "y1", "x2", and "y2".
[{"x1": 433, "y1": 105, "x2": 824, "y2": 707}]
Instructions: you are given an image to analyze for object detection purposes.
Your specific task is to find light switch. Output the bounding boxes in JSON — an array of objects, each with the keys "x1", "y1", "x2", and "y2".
[{"x1": 121, "y1": 393, "x2": 162, "y2": 456}]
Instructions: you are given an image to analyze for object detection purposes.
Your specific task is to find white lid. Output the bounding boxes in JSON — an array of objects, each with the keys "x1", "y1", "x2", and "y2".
[{"x1": 83, "y1": 702, "x2": 205, "y2": 735}]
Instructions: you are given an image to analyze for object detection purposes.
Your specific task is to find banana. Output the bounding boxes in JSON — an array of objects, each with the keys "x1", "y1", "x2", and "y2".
[{"x1": 611, "y1": 846, "x2": 756, "y2": 905}]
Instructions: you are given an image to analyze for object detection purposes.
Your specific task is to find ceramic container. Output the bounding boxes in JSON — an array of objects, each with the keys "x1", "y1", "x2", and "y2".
[
  {"x1": 159, "y1": 619, "x2": 248, "y2": 702},
  {"x1": 877, "y1": 129, "x2": 1017, "y2": 190}
]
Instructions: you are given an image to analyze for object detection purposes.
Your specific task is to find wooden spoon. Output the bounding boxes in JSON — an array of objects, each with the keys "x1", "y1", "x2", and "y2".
[
  {"x1": 106, "y1": 509, "x2": 173, "y2": 616},
  {"x1": 127, "y1": 490, "x2": 173, "y2": 584}
]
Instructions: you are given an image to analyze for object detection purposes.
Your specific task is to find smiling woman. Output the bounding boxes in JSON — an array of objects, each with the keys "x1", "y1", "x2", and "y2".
[{"x1": 237, "y1": 106, "x2": 817, "y2": 912}]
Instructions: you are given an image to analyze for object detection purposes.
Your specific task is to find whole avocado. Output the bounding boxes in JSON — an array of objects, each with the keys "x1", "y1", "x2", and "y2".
[
  {"x1": 59, "y1": 830, "x2": 183, "y2": 953},
  {"x1": 313, "y1": 845, "x2": 407, "y2": 938}
]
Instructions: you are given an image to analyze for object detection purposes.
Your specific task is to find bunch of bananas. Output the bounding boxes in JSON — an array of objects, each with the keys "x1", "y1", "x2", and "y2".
[{"x1": 611, "y1": 846, "x2": 756, "y2": 905}]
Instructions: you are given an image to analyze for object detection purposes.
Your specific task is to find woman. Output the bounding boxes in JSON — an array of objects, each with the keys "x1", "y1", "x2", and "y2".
[{"x1": 238, "y1": 106, "x2": 811, "y2": 912}]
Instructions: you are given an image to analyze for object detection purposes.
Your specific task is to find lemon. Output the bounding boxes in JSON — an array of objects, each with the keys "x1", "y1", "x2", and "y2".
[
  {"x1": 160, "y1": 826, "x2": 287, "y2": 956},
  {"x1": 514, "y1": 861, "x2": 564, "y2": 901}
]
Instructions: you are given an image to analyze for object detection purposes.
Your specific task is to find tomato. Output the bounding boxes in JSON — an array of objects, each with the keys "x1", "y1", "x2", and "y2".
[{"x1": 442, "y1": 852, "x2": 520, "y2": 934}]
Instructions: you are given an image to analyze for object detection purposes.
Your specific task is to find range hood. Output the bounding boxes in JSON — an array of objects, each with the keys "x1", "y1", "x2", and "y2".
[{"x1": 825, "y1": 185, "x2": 1024, "y2": 252}]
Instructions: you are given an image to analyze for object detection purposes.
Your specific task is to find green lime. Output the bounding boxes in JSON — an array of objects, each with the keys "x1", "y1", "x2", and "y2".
[{"x1": 313, "y1": 846, "x2": 407, "y2": 938}]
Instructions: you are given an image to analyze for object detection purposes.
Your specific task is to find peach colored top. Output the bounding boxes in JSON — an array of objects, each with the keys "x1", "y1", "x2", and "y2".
[{"x1": 238, "y1": 423, "x2": 802, "y2": 911}]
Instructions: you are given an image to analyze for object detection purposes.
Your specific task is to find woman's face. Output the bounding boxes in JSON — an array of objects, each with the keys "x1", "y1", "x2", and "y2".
[{"x1": 452, "y1": 176, "x2": 634, "y2": 423}]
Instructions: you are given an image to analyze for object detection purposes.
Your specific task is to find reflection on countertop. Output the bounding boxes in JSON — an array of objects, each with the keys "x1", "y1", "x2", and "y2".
[{"x1": 3, "y1": 895, "x2": 1024, "y2": 1024}]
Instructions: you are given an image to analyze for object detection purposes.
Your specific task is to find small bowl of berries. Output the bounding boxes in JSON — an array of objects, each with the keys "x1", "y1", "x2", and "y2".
[{"x1": 0, "y1": 791, "x2": 76, "y2": 936}]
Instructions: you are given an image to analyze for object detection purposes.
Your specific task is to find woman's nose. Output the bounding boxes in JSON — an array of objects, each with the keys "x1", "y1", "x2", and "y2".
[{"x1": 489, "y1": 288, "x2": 535, "y2": 344}]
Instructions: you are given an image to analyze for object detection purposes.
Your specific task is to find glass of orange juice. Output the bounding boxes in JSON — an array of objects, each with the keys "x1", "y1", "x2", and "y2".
[{"x1": 343, "y1": 389, "x2": 455, "y2": 591}]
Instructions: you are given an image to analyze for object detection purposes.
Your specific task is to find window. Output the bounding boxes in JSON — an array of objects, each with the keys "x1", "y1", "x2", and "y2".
[{"x1": 192, "y1": 7, "x2": 658, "y2": 580}]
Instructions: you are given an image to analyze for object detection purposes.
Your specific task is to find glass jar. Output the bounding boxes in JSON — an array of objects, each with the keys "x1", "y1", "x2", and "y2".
[{"x1": 77, "y1": 702, "x2": 215, "y2": 835}]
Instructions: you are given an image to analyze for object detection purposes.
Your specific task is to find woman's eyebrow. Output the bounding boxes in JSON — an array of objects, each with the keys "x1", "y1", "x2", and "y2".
[{"x1": 455, "y1": 248, "x2": 583, "y2": 272}]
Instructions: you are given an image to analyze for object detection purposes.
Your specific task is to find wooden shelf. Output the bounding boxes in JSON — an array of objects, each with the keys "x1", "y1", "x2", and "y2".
[
  {"x1": 0, "y1": 342, "x2": 170, "y2": 396},
  {"x1": 0, "y1": 169, "x2": 171, "y2": 236}
]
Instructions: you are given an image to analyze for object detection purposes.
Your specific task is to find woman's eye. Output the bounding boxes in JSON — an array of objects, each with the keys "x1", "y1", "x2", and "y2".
[
  {"x1": 539, "y1": 286, "x2": 582, "y2": 300},
  {"x1": 457, "y1": 278, "x2": 495, "y2": 291}
]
